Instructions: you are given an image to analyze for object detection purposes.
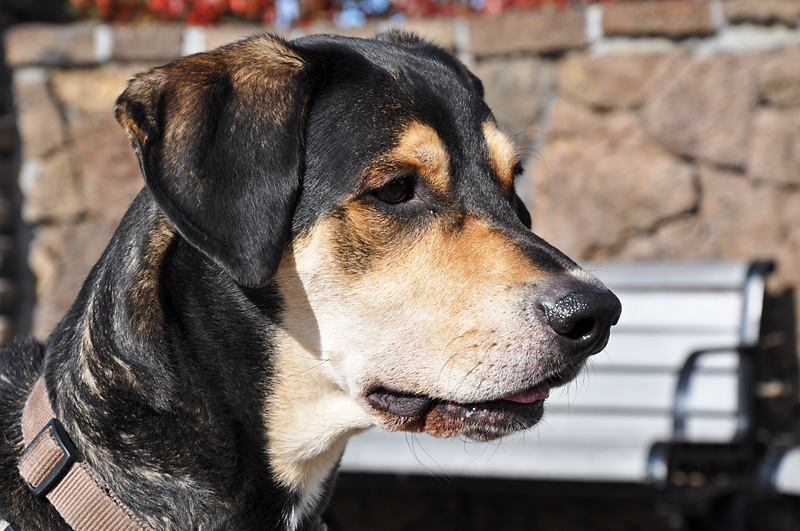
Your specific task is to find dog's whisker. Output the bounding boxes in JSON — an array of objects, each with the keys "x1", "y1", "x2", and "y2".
[
  {"x1": 436, "y1": 349, "x2": 463, "y2": 383},
  {"x1": 286, "y1": 359, "x2": 331, "y2": 378},
  {"x1": 405, "y1": 433, "x2": 448, "y2": 480},
  {"x1": 453, "y1": 360, "x2": 484, "y2": 396}
]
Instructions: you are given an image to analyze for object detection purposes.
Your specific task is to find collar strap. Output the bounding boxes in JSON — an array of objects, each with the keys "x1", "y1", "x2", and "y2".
[{"x1": 19, "y1": 378, "x2": 150, "y2": 531}]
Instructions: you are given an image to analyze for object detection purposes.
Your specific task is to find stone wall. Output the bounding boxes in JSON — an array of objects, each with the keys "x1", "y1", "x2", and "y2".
[{"x1": 3, "y1": 1, "x2": 800, "y2": 376}]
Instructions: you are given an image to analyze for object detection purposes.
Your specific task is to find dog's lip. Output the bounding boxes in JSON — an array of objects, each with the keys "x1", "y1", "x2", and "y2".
[
  {"x1": 366, "y1": 381, "x2": 551, "y2": 419},
  {"x1": 366, "y1": 390, "x2": 434, "y2": 418}
]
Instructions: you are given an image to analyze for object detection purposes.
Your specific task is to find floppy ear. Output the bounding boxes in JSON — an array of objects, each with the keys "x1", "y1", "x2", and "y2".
[{"x1": 115, "y1": 35, "x2": 314, "y2": 287}]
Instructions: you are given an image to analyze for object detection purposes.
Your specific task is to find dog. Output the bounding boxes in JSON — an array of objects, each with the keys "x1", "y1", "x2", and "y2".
[{"x1": 0, "y1": 31, "x2": 621, "y2": 530}]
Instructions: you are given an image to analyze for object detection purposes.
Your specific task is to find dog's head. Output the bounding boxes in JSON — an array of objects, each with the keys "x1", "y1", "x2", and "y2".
[{"x1": 115, "y1": 32, "x2": 621, "y2": 444}]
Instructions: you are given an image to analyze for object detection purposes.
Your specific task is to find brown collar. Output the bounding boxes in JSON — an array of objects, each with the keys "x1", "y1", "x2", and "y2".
[{"x1": 18, "y1": 378, "x2": 150, "y2": 531}]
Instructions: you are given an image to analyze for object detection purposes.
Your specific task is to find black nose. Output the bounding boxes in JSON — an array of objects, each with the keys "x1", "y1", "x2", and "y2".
[{"x1": 540, "y1": 278, "x2": 622, "y2": 358}]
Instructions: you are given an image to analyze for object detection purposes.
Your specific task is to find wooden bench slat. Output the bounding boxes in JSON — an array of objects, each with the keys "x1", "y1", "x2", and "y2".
[
  {"x1": 546, "y1": 368, "x2": 739, "y2": 413},
  {"x1": 340, "y1": 430, "x2": 655, "y2": 482},
  {"x1": 341, "y1": 412, "x2": 739, "y2": 481},
  {"x1": 534, "y1": 411, "x2": 737, "y2": 443},
  {"x1": 596, "y1": 335, "x2": 740, "y2": 369},
  {"x1": 586, "y1": 261, "x2": 752, "y2": 290},
  {"x1": 609, "y1": 291, "x2": 743, "y2": 331}
]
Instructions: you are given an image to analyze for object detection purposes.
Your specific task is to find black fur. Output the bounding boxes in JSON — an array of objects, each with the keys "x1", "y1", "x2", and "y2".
[{"x1": 0, "y1": 32, "x2": 554, "y2": 530}]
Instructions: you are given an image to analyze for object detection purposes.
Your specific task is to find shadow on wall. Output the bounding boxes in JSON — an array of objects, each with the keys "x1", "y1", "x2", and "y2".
[{"x1": 0, "y1": 0, "x2": 73, "y2": 340}]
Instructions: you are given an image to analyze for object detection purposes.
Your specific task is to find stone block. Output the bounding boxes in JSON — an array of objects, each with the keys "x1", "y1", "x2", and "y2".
[
  {"x1": 529, "y1": 97, "x2": 696, "y2": 259},
  {"x1": 20, "y1": 152, "x2": 85, "y2": 223},
  {"x1": 204, "y1": 24, "x2": 266, "y2": 50},
  {"x1": 112, "y1": 24, "x2": 183, "y2": 62},
  {"x1": 51, "y1": 64, "x2": 152, "y2": 117},
  {"x1": 557, "y1": 52, "x2": 667, "y2": 110},
  {"x1": 468, "y1": 10, "x2": 587, "y2": 57},
  {"x1": 602, "y1": 1, "x2": 715, "y2": 39},
  {"x1": 546, "y1": 95, "x2": 601, "y2": 137},
  {"x1": 301, "y1": 21, "x2": 384, "y2": 40},
  {"x1": 402, "y1": 18, "x2": 457, "y2": 51},
  {"x1": 4, "y1": 22, "x2": 97, "y2": 67},
  {"x1": 29, "y1": 218, "x2": 117, "y2": 339},
  {"x1": 756, "y1": 46, "x2": 800, "y2": 107},
  {"x1": 749, "y1": 108, "x2": 800, "y2": 185},
  {"x1": 69, "y1": 114, "x2": 143, "y2": 225},
  {"x1": 618, "y1": 165, "x2": 785, "y2": 264},
  {"x1": 643, "y1": 54, "x2": 756, "y2": 169},
  {"x1": 777, "y1": 192, "x2": 800, "y2": 287},
  {"x1": 12, "y1": 72, "x2": 64, "y2": 159},
  {"x1": 697, "y1": 166, "x2": 783, "y2": 257},
  {"x1": 723, "y1": 0, "x2": 800, "y2": 27},
  {"x1": 303, "y1": 19, "x2": 456, "y2": 49},
  {"x1": 472, "y1": 56, "x2": 555, "y2": 140}
]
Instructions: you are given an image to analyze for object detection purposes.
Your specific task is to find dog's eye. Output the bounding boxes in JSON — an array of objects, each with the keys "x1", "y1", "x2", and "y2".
[{"x1": 374, "y1": 178, "x2": 413, "y2": 204}]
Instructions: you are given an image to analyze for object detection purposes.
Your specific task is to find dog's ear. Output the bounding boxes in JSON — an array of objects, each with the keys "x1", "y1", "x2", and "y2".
[{"x1": 115, "y1": 35, "x2": 314, "y2": 287}]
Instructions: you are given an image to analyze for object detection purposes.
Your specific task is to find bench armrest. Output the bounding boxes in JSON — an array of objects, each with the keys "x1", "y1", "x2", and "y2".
[
  {"x1": 672, "y1": 345, "x2": 755, "y2": 443},
  {"x1": 672, "y1": 261, "x2": 772, "y2": 443},
  {"x1": 760, "y1": 447, "x2": 800, "y2": 495}
]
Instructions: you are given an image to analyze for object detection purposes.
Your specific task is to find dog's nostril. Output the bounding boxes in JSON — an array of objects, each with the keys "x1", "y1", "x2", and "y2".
[
  {"x1": 540, "y1": 281, "x2": 622, "y2": 356},
  {"x1": 543, "y1": 294, "x2": 597, "y2": 337},
  {"x1": 561, "y1": 317, "x2": 596, "y2": 341}
]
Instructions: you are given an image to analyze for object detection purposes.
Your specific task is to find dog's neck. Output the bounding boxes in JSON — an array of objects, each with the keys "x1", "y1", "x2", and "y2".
[
  {"x1": 39, "y1": 191, "x2": 365, "y2": 530},
  {"x1": 264, "y1": 329, "x2": 374, "y2": 528}
]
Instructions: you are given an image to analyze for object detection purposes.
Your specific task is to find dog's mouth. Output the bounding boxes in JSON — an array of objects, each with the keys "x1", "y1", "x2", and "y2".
[{"x1": 366, "y1": 381, "x2": 554, "y2": 441}]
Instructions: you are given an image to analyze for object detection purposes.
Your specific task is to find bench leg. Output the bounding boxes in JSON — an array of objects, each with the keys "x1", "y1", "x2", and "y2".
[{"x1": 681, "y1": 494, "x2": 752, "y2": 531}]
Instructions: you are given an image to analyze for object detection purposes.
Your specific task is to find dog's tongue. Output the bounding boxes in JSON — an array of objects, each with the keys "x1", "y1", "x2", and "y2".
[{"x1": 502, "y1": 383, "x2": 551, "y2": 404}]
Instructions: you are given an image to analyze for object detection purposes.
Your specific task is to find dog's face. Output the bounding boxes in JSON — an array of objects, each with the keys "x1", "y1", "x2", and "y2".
[
  {"x1": 116, "y1": 31, "x2": 620, "y2": 465},
  {"x1": 277, "y1": 34, "x2": 620, "y2": 442}
]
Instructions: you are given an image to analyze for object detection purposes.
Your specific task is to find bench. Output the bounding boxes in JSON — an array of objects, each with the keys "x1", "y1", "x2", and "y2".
[
  {"x1": 763, "y1": 447, "x2": 800, "y2": 496},
  {"x1": 339, "y1": 261, "x2": 777, "y2": 518}
]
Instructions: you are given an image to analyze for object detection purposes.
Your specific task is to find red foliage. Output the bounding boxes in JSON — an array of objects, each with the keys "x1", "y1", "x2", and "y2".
[
  {"x1": 68, "y1": 0, "x2": 610, "y2": 24},
  {"x1": 69, "y1": 0, "x2": 277, "y2": 24}
]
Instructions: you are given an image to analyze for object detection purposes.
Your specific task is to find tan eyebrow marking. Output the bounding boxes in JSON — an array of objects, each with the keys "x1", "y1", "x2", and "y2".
[
  {"x1": 482, "y1": 120, "x2": 517, "y2": 193},
  {"x1": 361, "y1": 121, "x2": 451, "y2": 195}
]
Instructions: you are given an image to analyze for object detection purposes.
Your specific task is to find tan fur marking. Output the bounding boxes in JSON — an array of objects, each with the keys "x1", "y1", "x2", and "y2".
[
  {"x1": 483, "y1": 120, "x2": 517, "y2": 193},
  {"x1": 78, "y1": 293, "x2": 137, "y2": 394},
  {"x1": 364, "y1": 121, "x2": 450, "y2": 194},
  {"x1": 129, "y1": 215, "x2": 175, "y2": 337},
  {"x1": 235, "y1": 37, "x2": 306, "y2": 76},
  {"x1": 265, "y1": 247, "x2": 374, "y2": 494},
  {"x1": 263, "y1": 122, "x2": 553, "y2": 489},
  {"x1": 226, "y1": 38, "x2": 307, "y2": 132},
  {"x1": 78, "y1": 297, "x2": 100, "y2": 394},
  {"x1": 291, "y1": 212, "x2": 553, "y2": 409},
  {"x1": 115, "y1": 110, "x2": 148, "y2": 147}
]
